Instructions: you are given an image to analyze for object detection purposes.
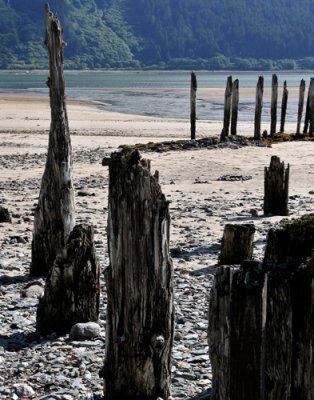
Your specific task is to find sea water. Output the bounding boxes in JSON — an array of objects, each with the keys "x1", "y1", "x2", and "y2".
[{"x1": 0, "y1": 70, "x2": 313, "y2": 122}]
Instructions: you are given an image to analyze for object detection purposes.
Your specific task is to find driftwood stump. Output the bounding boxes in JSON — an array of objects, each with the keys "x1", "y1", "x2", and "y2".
[
  {"x1": 31, "y1": 4, "x2": 75, "y2": 276},
  {"x1": 254, "y1": 76, "x2": 264, "y2": 139},
  {"x1": 219, "y1": 223, "x2": 255, "y2": 265},
  {"x1": 102, "y1": 149, "x2": 174, "y2": 399},
  {"x1": 36, "y1": 224, "x2": 100, "y2": 335},
  {"x1": 209, "y1": 214, "x2": 314, "y2": 400},
  {"x1": 264, "y1": 155, "x2": 289, "y2": 216},
  {"x1": 190, "y1": 71, "x2": 197, "y2": 140}
]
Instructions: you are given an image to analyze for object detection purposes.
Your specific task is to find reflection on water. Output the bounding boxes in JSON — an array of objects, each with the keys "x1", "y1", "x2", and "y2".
[{"x1": 0, "y1": 70, "x2": 313, "y2": 122}]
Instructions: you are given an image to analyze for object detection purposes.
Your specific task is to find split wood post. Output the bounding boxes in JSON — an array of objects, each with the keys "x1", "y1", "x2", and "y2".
[
  {"x1": 270, "y1": 74, "x2": 278, "y2": 136},
  {"x1": 208, "y1": 266, "x2": 231, "y2": 400},
  {"x1": 254, "y1": 76, "x2": 264, "y2": 139},
  {"x1": 223, "y1": 76, "x2": 233, "y2": 137},
  {"x1": 31, "y1": 4, "x2": 75, "y2": 276},
  {"x1": 219, "y1": 223, "x2": 255, "y2": 265},
  {"x1": 36, "y1": 224, "x2": 100, "y2": 335},
  {"x1": 231, "y1": 79, "x2": 239, "y2": 136},
  {"x1": 190, "y1": 71, "x2": 197, "y2": 140},
  {"x1": 264, "y1": 155, "x2": 289, "y2": 216},
  {"x1": 296, "y1": 79, "x2": 306, "y2": 136},
  {"x1": 102, "y1": 149, "x2": 174, "y2": 400},
  {"x1": 309, "y1": 77, "x2": 314, "y2": 135},
  {"x1": 280, "y1": 80, "x2": 288, "y2": 133},
  {"x1": 230, "y1": 262, "x2": 266, "y2": 400}
]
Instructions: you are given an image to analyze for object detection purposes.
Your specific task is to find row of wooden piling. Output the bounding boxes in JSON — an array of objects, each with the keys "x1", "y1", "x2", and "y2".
[{"x1": 190, "y1": 72, "x2": 314, "y2": 139}]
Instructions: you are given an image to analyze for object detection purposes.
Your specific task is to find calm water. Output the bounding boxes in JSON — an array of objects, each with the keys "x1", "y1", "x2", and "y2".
[{"x1": 0, "y1": 70, "x2": 313, "y2": 122}]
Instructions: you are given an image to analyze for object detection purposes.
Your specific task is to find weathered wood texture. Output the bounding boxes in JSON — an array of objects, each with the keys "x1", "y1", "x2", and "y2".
[
  {"x1": 31, "y1": 4, "x2": 75, "y2": 276},
  {"x1": 270, "y1": 74, "x2": 278, "y2": 136},
  {"x1": 297, "y1": 79, "x2": 306, "y2": 135},
  {"x1": 280, "y1": 80, "x2": 288, "y2": 133},
  {"x1": 223, "y1": 76, "x2": 233, "y2": 137},
  {"x1": 190, "y1": 71, "x2": 197, "y2": 140},
  {"x1": 219, "y1": 223, "x2": 255, "y2": 265},
  {"x1": 209, "y1": 215, "x2": 314, "y2": 400},
  {"x1": 264, "y1": 155, "x2": 289, "y2": 216},
  {"x1": 103, "y1": 149, "x2": 174, "y2": 400},
  {"x1": 36, "y1": 224, "x2": 100, "y2": 335},
  {"x1": 231, "y1": 79, "x2": 239, "y2": 136},
  {"x1": 254, "y1": 76, "x2": 264, "y2": 139}
]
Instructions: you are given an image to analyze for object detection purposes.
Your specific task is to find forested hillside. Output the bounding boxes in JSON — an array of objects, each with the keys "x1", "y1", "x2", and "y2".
[{"x1": 1, "y1": 0, "x2": 314, "y2": 70}]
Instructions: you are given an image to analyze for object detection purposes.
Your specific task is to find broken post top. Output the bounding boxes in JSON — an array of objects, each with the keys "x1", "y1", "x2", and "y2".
[{"x1": 191, "y1": 71, "x2": 197, "y2": 91}]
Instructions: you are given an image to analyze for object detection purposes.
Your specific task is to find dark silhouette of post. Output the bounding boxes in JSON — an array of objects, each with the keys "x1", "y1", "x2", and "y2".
[
  {"x1": 102, "y1": 149, "x2": 174, "y2": 400},
  {"x1": 280, "y1": 80, "x2": 288, "y2": 133},
  {"x1": 254, "y1": 76, "x2": 264, "y2": 139},
  {"x1": 231, "y1": 79, "x2": 239, "y2": 136},
  {"x1": 303, "y1": 82, "x2": 310, "y2": 135},
  {"x1": 270, "y1": 74, "x2": 278, "y2": 136},
  {"x1": 31, "y1": 4, "x2": 75, "y2": 276},
  {"x1": 223, "y1": 76, "x2": 233, "y2": 137},
  {"x1": 296, "y1": 79, "x2": 305, "y2": 135},
  {"x1": 190, "y1": 71, "x2": 197, "y2": 140},
  {"x1": 264, "y1": 155, "x2": 289, "y2": 216}
]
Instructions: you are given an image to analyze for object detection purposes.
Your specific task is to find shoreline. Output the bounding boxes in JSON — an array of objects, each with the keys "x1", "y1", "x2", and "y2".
[{"x1": 0, "y1": 91, "x2": 298, "y2": 138}]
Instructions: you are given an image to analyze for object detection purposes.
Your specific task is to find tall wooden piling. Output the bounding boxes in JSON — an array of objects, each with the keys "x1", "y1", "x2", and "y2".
[
  {"x1": 270, "y1": 74, "x2": 278, "y2": 136},
  {"x1": 304, "y1": 83, "x2": 310, "y2": 134},
  {"x1": 231, "y1": 79, "x2": 239, "y2": 136},
  {"x1": 297, "y1": 79, "x2": 306, "y2": 135},
  {"x1": 103, "y1": 149, "x2": 174, "y2": 400},
  {"x1": 254, "y1": 76, "x2": 264, "y2": 139},
  {"x1": 223, "y1": 76, "x2": 233, "y2": 137},
  {"x1": 264, "y1": 155, "x2": 289, "y2": 216},
  {"x1": 31, "y1": 4, "x2": 75, "y2": 276},
  {"x1": 280, "y1": 80, "x2": 288, "y2": 133},
  {"x1": 190, "y1": 71, "x2": 197, "y2": 140}
]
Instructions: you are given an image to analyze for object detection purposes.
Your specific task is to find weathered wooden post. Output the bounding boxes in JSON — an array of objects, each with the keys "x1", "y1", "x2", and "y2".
[
  {"x1": 219, "y1": 223, "x2": 255, "y2": 265},
  {"x1": 304, "y1": 81, "x2": 311, "y2": 134},
  {"x1": 102, "y1": 149, "x2": 174, "y2": 400},
  {"x1": 264, "y1": 155, "x2": 289, "y2": 216},
  {"x1": 309, "y1": 77, "x2": 314, "y2": 135},
  {"x1": 296, "y1": 79, "x2": 305, "y2": 135},
  {"x1": 31, "y1": 4, "x2": 75, "y2": 276},
  {"x1": 190, "y1": 71, "x2": 197, "y2": 140},
  {"x1": 231, "y1": 79, "x2": 239, "y2": 136},
  {"x1": 254, "y1": 76, "x2": 264, "y2": 139},
  {"x1": 280, "y1": 80, "x2": 288, "y2": 133},
  {"x1": 36, "y1": 224, "x2": 100, "y2": 335},
  {"x1": 223, "y1": 76, "x2": 233, "y2": 137},
  {"x1": 270, "y1": 74, "x2": 278, "y2": 136},
  {"x1": 209, "y1": 215, "x2": 314, "y2": 400}
]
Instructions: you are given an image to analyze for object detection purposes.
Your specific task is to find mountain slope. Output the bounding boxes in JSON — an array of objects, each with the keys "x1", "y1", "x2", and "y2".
[{"x1": 1, "y1": 0, "x2": 314, "y2": 69}]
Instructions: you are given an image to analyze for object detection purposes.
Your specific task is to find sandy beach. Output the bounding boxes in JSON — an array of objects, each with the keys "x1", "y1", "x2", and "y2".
[{"x1": 0, "y1": 91, "x2": 314, "y2": 399}]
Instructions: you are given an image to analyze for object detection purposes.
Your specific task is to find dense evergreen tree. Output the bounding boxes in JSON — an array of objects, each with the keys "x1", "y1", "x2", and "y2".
[{"x1": 1, "y1": 0, "x2": 314, "y2": 69}]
